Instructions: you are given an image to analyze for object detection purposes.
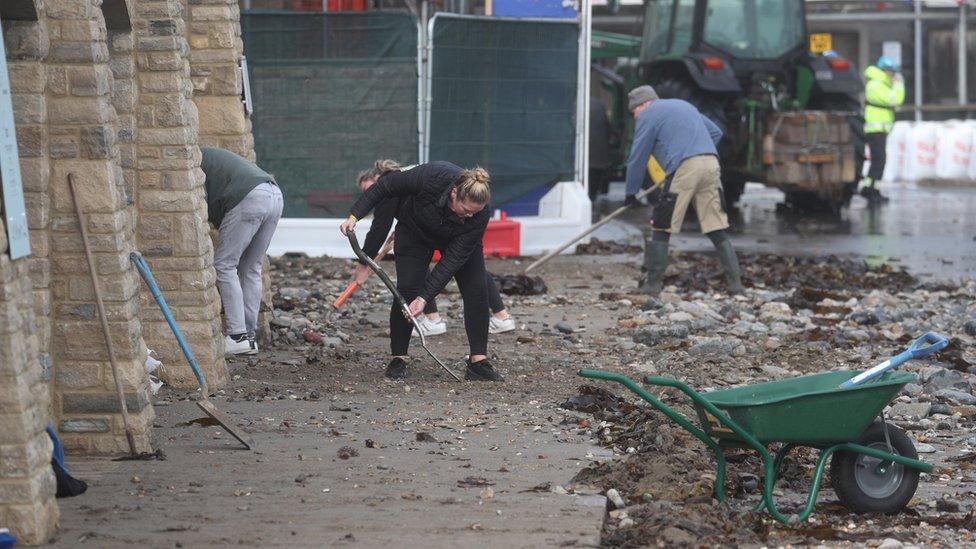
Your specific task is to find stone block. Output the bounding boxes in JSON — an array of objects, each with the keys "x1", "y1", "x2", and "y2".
[
  {"x1": 4, "y1": 498, "x2": 58, "y2": 545},
  {"x1": 50, "y1": 160, "x2": 124, "y2": 214},
  {"x1": 189, "y1": 47, "x2": 236, "y2": 65},
  {"x1": 155, "y1": 94, "x2": 194, "y2": 127},
  {"x1": 11, "y1": 94, "x2": 46, "y2": 125},
  {"x1": 2, "y1": 21, "x2": 50, "y2": 61},
  {"x1": 58, "y1": 19, "x2": 101, "y2": 42},
  {"x1": 190, "y1": 5, "x2": 234, "y2": 21},
  {"x1": 206, "y1": 63, "x2": 240, "y2": 96},
  {"x1": 48, "y1": 97, "x2": 113, "y2": 125},
  {"x1": 139, "y1": 127, "x2": 195, "y2": 146},
  {"x1": 137, "y1": 214, "x2": 173, "y2": 241},
  {"x1": 19, "y1": 158, "x2": 50, "y2": 193},
  {"x1": 59, "y1": 418, "x2": 110, "y2": 433},
  {"x1": 48, "y1": 41, "x2": 108, "y2": 64},
  {"x1": 146, "y1": 50, "x2": 183, "y2": 71},
  {"x1": 46, "y1": 2, "x2": 93, "y2": 20},
  {"x1": 80, "y1": 126, "x2": 115, "y2": 159},
  {"x1": 15, "y1": 125, "x2": 45, "y2": 157},
  {"x1": 149, "y1": 19, "x2": 179, "y2": 37},
  {"x1": 68, "y1": 65, "x2": 113, "y2": 97},
  {"x1": 139, "y1": 189, "x2": 199, "y2": 212},
  {"x1": 24, "y1": 193, "x2": 49, "y2": 230},
  {"x1": 137, "y1": 35, "x2": 181, "y2": 53},
  {"x1": 62, "y1": 390, "x2": 149, "y2": 414},
  {"x1": 7, "y1": 63, "x2": 46, "y2": 94},
  {"x1": 49, "y1": 136, "x2": 79, "y2": 159},
  {"x1": 194, "y1": 95, "x2": 245, "y2": 136}
]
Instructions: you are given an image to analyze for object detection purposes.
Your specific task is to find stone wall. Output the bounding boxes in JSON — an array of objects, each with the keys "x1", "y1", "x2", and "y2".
[
  {"x1": 42, "y1": 0, "x2": 154, "y2": 455},
  {"x1": 0, "y1": 213, "x2": 58, "y2": 545},
  {"x1": 1, "y1": 0, "x2": 255, "y2": 540},
  {"x1": 132, "y1": 0, "x2": 227, "y2": 388}
]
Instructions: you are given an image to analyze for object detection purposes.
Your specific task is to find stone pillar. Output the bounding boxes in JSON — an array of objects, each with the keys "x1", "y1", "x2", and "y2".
[
  {"x1": 132, "y1": 0, "x2": 226, "y2": 388},
  {"x1": 0, "y1": 249, "x2": 58, "y2": 545},
  {"x1": 44, "y1": 0, "x2": 153, "y2": 454},
  {"x1": 5, "y1": 5, "x2": 53, "y2": 397},
  {"x1": 185, "y1": 0, "x2": 253, "y2": 159},
  {"x1": 1, "y1": 11, "x2": 58, "y2": 535}
]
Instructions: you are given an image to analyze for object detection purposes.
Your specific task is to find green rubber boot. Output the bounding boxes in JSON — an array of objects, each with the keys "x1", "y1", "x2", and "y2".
[
  {"x1": 715, "y1": 240, "x2": 745, "y2": 295},
  {"x1": 639, "y1": 239, "x2": 669, "y2": 296}
]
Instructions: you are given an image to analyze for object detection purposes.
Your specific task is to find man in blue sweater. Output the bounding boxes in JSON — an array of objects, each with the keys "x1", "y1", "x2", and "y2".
[{"x1": 624, "y1": 85, "x2": 745, "y2": 295}]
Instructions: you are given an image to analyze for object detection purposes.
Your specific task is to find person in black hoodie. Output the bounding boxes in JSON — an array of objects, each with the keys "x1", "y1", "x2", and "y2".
[
  {"x1": 351, "y1": 160, "x2": 517, "y2": 337},
  {"x1": 340, "y1": 162, "x2": 503, "y2": 382}
]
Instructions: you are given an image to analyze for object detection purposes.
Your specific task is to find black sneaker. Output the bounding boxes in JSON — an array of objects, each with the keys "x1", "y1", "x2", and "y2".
[
  {"x1": 465, "y1": 359, "x2": 504, "y2": 382},
  {"x1": 385, "y1": 357, "x2": 407, "y2": 379}
]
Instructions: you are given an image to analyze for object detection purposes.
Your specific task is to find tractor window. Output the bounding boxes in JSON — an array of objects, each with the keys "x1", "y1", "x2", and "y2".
[
  {"x1": 703, "y1": 0, "x2": 804, "y2": 59},
  {"x1": 642, "y1": 0, "x2": 695, "y2": 60}
]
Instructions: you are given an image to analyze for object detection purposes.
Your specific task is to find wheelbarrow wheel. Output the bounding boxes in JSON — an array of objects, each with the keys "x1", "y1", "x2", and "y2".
[{"x1": 830, "y1": 421, "x2": 920, "y2": 514}]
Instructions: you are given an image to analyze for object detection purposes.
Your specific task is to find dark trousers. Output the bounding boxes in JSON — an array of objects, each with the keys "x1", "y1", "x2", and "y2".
[
  {"x1": 391, "y1": 228, "x2": 489, "y2": 357},
  {"x1": 866, "y1": 132, "x2": 888, "y2": 181},
  {"x1": 424, "y1": 273, "x2": 504, "y2": 315}
]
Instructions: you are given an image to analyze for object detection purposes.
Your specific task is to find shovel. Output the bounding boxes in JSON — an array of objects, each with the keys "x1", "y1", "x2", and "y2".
[
  {"x1": 346, "y1": 232, "x2": 461, "y2": 382},
  {"x1": 130, "y1": 252, "x2": 255, "y2": 449},
  {"x1": 523, "y1": 186, "x2": 656, "y2": 274},
  {"x1": 331, "y1": 234, "x2": 395, "y2": 310}
]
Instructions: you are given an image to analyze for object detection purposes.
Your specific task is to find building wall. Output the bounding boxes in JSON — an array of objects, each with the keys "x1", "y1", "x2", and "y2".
[{"x1": 2, "y1": 0, "x2": 254, "y2": 541}]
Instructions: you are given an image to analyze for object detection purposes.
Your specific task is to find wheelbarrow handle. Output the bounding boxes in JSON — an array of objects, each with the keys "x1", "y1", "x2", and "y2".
[{"x1": 839, "y1": 331, "x2": 949, "y2": 389}]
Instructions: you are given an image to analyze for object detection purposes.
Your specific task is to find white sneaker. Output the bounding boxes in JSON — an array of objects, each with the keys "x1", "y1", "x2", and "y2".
[
  {"x1": 412, "y1": 315, "x2": 447, "y2": 337},
  {"x1": 488, "y1": 315, "x2": 516, "y2": 334},
  {"x1": 224, "y1": 335, "x2": 257, "y2": 356}
]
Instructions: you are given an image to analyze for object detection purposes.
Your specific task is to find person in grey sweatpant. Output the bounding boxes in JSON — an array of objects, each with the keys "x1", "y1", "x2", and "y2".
[{"x1": 202, "y1": 148, "x2": 284, "y2": 356}]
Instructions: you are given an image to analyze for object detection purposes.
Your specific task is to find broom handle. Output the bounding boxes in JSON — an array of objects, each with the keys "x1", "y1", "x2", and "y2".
[
  {"x1": 523, "y1": 187, "x2": 652, "y2": 274},
  {"x1": 69, "y1": 174, "x2": 138, "y2": 456},
  {"x1": 332, "y1": 234, "x2": 395, "y2": 310}
]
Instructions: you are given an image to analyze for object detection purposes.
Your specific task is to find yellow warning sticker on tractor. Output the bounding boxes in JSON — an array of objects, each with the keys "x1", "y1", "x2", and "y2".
[{"x1": 809, "y1": 33, "x2": 832, "y2": 54}]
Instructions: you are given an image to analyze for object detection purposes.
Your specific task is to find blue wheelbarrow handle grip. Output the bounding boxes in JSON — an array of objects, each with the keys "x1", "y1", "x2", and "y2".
[{"x1": 840, "y1": 331, "x2": 949, "y2": 389}]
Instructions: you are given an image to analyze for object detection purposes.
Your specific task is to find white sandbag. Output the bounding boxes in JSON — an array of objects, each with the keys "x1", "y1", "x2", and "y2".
[
  {"x1": 935, "y1": 120, "x2": 975, "y2": 179},
  {"x1": 968, "y1": 123, "x2": 976, "y2": 181},
  {"x1": 903, "y1": 122, "x2": 939, "y2": 181},
  {"x1": 881, "y1": 121, "x2": 911, "y2": 182}
]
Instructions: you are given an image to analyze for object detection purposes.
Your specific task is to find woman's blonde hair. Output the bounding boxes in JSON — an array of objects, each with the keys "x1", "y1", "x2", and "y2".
[
  {"x1": 357, "y1": 159, "x2": 401, "y2": 187},
  {"x1": 456, "y1": 166, "x2": 491, "y2": 205}
]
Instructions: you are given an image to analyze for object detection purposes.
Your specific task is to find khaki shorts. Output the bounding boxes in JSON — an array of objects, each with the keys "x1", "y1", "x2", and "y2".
[{"x1": 652, "y1": 155, "x2": 728, "y2": 235}]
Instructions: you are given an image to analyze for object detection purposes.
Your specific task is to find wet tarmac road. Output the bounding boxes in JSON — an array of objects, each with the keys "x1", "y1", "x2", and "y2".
[{"x1": 598, "y1": 181, "x2": 976, "y2": 281}]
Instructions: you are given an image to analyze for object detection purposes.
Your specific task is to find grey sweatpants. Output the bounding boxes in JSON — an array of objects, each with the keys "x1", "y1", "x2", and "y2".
[{"x1": 214, "y1": 182, "x2": 283, "y2": 337}]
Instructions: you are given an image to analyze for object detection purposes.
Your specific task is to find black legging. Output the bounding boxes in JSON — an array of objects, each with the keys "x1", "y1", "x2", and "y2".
[
  {"x1": 424, "y1": 273, "x2": 504, "y2": 315},
  {"x1": 866, "y1": 132, "x2": 887, "y2": 181},
  {"x1": 392, "y1": 227, "x2": 489, "y2": 357}
]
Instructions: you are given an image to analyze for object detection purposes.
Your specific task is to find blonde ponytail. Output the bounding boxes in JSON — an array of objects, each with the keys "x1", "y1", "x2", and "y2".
[
  {"x1": 357, "y1": 159, "x2": 401, "y2": 187},
  {"x1": 456, "y1": 166, "x2": 491, "y2": 205}
]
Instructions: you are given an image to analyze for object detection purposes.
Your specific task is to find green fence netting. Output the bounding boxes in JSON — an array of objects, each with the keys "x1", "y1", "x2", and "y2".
[
  {"x1": 242, "y1": 11, "x2": 419, "y2": 218},
  {"x1": 427, "y1": 15, "x2": 579, "y2": 207}
]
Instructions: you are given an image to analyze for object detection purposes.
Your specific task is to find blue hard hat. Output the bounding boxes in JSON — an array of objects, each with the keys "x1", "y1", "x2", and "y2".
[
  {"x1": 823, "y1": 49, "x2": 838, "y2": 58},
  {"x1": 877, "y1": 55, "x2": 898, "y2": 71}
]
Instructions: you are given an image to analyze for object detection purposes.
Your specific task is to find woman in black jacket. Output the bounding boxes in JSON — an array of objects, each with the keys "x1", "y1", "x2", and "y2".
[
  {"x1": 340, "y1": 162, "x2": 503, "y2": 381},
  {"x1": 350, "y1": 160, "x2": 517, "y2": 337}
]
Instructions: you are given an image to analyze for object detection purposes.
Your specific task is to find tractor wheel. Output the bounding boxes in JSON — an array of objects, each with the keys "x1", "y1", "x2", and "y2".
[{"x1": 830, "y1": 421, "x2": 921, "y2": 515}]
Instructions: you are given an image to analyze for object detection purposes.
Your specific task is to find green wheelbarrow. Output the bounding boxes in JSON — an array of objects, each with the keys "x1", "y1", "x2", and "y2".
[{"x1": 579, "y1": 332, "x2": 949, "y2": 524}]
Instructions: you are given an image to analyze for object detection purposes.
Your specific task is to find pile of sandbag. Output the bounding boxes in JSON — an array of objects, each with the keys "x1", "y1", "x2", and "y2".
[{"x1": 867, "y1": 120, "x2": 976, "y2": 183}]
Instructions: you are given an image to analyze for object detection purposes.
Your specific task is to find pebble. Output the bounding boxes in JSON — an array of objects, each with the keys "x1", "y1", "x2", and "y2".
[
  {"x1": 667, "y1": 311, "x2": 695, "y2": 323},
  {"x1": 934, "y1": 389, "x2": 976, "y2": 406},
  {"x1": 914, "y1": 442, "x2": 936, "y2": 454},
  {"x1": 606, "y1": 488, "x2": 626, "y2": 509},
  {"x1": 632, "y1": 324, "x2": 689, "y2": 345},
  {"x1": 555, "y1": 321, "x2": 574, "y2": 334},
  {"x1": 963, "y1": 319, "x2": 976, "y2": 337},
  {"x1": 878, "y1": 539, "x2": 904, "y2": 549},
  {"x1": 889, "y1": 402, "x2": 932, "y2": 419}
]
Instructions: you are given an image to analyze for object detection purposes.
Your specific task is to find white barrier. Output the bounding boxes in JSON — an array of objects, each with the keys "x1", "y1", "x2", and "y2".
[{"x1": 876, "y1": 120, "x2": 976, "y2": 183}]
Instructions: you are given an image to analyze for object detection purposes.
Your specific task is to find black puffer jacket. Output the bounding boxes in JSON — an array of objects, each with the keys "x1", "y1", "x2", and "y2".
[{"x1": 349, "y1": 161, "x2": 490, "y2": 303}]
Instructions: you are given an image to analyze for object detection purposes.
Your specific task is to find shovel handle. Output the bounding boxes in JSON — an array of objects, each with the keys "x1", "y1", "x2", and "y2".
[
  {"x1": 332, "y1": 282, "x2": 359, "y2": 309},
  {"x1": 840, "y1": 332, "x2": 949, "y2": 389}
]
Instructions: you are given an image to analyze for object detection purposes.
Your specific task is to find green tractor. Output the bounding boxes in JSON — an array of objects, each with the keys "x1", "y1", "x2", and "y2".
[{"x1": 637, "y1": 0, "x2": 863, "y2": 208}]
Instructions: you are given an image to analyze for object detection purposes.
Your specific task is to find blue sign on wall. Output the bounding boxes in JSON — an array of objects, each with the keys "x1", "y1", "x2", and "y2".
[
  {"x1": 0, "y1": 23, "x2": 31, "y2": 260},
  {"x1": 493, "y1": 0, "x2": 578, "y2": 19}
]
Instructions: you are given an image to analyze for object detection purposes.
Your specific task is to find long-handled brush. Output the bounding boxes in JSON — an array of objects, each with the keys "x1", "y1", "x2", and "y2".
[
  {"x1": 346, "y1": 232, "x2": 461, "y2": 381},
  {"x1": 69, "y1": 174, "x2": 138, "y2": 457},
  {"x1": 130, "y1": 252, "x2": 255, "y2": 449}
]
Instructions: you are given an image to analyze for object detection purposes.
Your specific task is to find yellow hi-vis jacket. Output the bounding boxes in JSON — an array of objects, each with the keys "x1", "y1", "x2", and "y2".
[{"x1": 863, "y1": 65, "x2": 905, "y2": 134}]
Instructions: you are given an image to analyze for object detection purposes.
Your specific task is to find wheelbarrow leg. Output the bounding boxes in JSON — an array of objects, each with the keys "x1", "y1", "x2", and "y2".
[{"x1": 753, "y1": 443, "x2": 798, "y2": 511}]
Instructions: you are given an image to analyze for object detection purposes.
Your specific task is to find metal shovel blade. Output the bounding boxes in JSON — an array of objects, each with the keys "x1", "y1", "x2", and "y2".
[{"x1": 197, "y1": 399, "x2": 256, "y2": 450}]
